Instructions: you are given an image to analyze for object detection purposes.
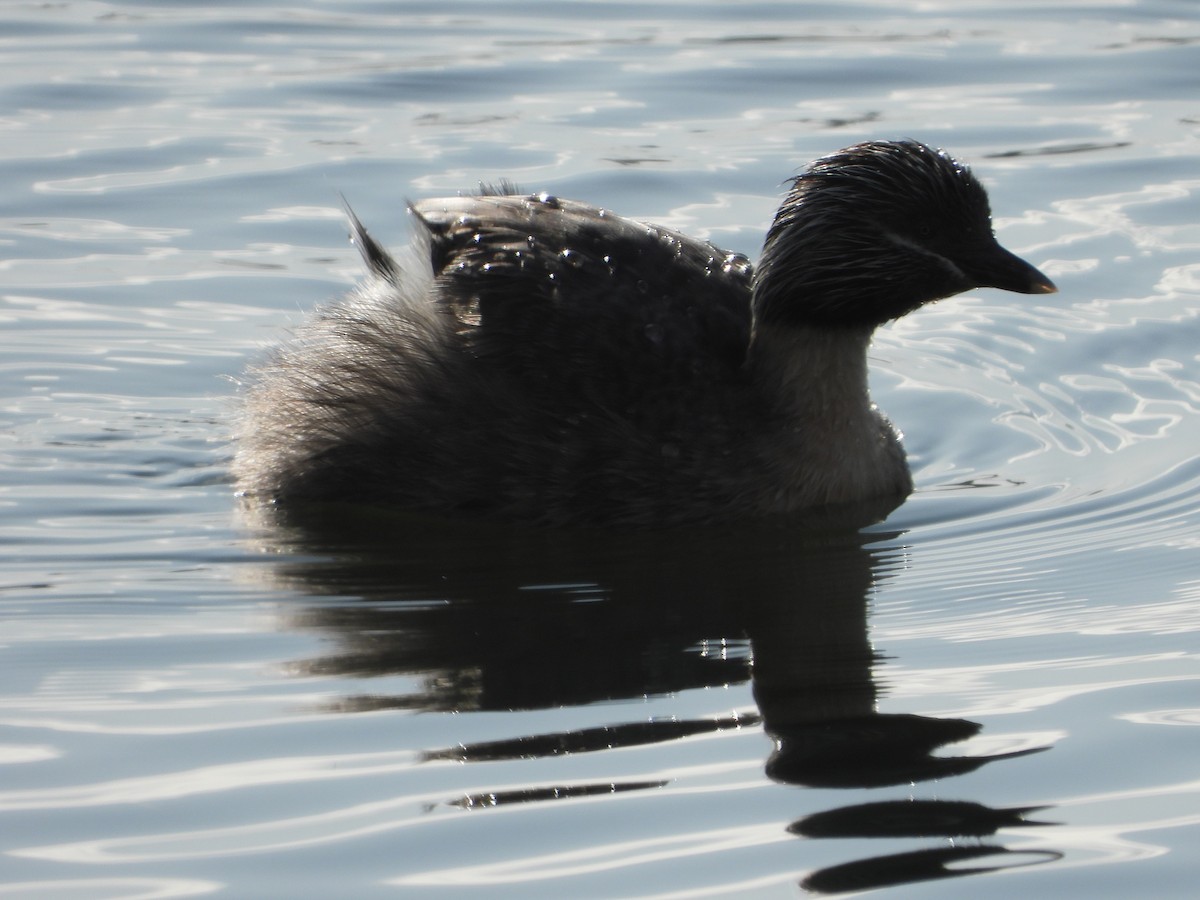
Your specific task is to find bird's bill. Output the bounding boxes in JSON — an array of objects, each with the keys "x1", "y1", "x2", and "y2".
[{"x1": 966, "y1": 242, "x2": 1057, "y2": 295}]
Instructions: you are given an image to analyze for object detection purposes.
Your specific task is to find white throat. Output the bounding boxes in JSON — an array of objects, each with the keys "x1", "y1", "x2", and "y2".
[
  {"x1": 745, "y1": 324, "x2": 910, "y2": 512},
  {"x1": 750, "y1": 324, "x2": 874, "y2": 422}
]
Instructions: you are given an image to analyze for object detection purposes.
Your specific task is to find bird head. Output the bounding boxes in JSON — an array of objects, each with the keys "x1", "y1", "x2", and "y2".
[{"x1": 753, "y1": 140, "x2": 1056, "y2": 331}]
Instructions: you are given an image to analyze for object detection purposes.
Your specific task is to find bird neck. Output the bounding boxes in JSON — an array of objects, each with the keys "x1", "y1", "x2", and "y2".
[
  {"x1": 747, "y1": 323, "x2": 875, "y2": 423},
  {"x1": 741, "y1": 321, "x2": 911, "y2": 515}
]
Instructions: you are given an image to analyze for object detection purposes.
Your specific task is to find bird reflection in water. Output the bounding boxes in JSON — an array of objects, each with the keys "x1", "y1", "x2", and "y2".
[{"x1": 249, "y1": 499, "x2": 1061, "y2": 894}]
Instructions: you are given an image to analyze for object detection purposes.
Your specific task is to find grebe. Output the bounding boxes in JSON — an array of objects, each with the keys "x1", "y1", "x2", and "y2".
[{"x1": 234, "y1": 140, "x2": 1055, "y2": 526}]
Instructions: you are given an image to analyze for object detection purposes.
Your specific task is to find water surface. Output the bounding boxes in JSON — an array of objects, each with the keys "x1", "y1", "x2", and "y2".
[{"x1": 3, "y1": 1, "x2": 1200, "y2": 897}]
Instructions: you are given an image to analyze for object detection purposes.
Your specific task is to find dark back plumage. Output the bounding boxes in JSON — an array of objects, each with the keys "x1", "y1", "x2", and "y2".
[{"x1": 409, "y1": 192, "x2": 753, "y2": 423}]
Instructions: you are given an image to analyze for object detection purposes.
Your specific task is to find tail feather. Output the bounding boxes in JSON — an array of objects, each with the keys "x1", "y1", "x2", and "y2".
[{"x1": 342, "y1": 197, "x2": 400, "y2": 284}]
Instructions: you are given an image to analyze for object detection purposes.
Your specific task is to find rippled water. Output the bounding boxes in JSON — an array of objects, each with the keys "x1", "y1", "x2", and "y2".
[{"x1": 3, "y1": 1, "x2": 1199, "y2": 897}]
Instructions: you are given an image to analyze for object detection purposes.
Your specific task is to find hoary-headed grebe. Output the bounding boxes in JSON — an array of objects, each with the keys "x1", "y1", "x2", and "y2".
[{"x1": 234, "y1": 140, "x2": 1056, "y2": 526}]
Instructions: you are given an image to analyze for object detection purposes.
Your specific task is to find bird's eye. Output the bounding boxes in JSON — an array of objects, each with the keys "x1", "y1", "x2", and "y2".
[{"x1": 916, "y1": 222, "x2": 934, "y2": 239}]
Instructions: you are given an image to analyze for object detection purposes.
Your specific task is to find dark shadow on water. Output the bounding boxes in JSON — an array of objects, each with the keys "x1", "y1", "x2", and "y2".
[
  {"x1": 242, "y1": 498, "x2": 1060, "y2": 895},
  {"x1": 801, "y1": 845, "x2": 1063, "y2": 895}
]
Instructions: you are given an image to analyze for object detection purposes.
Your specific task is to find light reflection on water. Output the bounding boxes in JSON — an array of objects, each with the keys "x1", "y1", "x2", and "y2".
[{"x1": 2, "y1": 0, "x2": 1200, "y2": 897}]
